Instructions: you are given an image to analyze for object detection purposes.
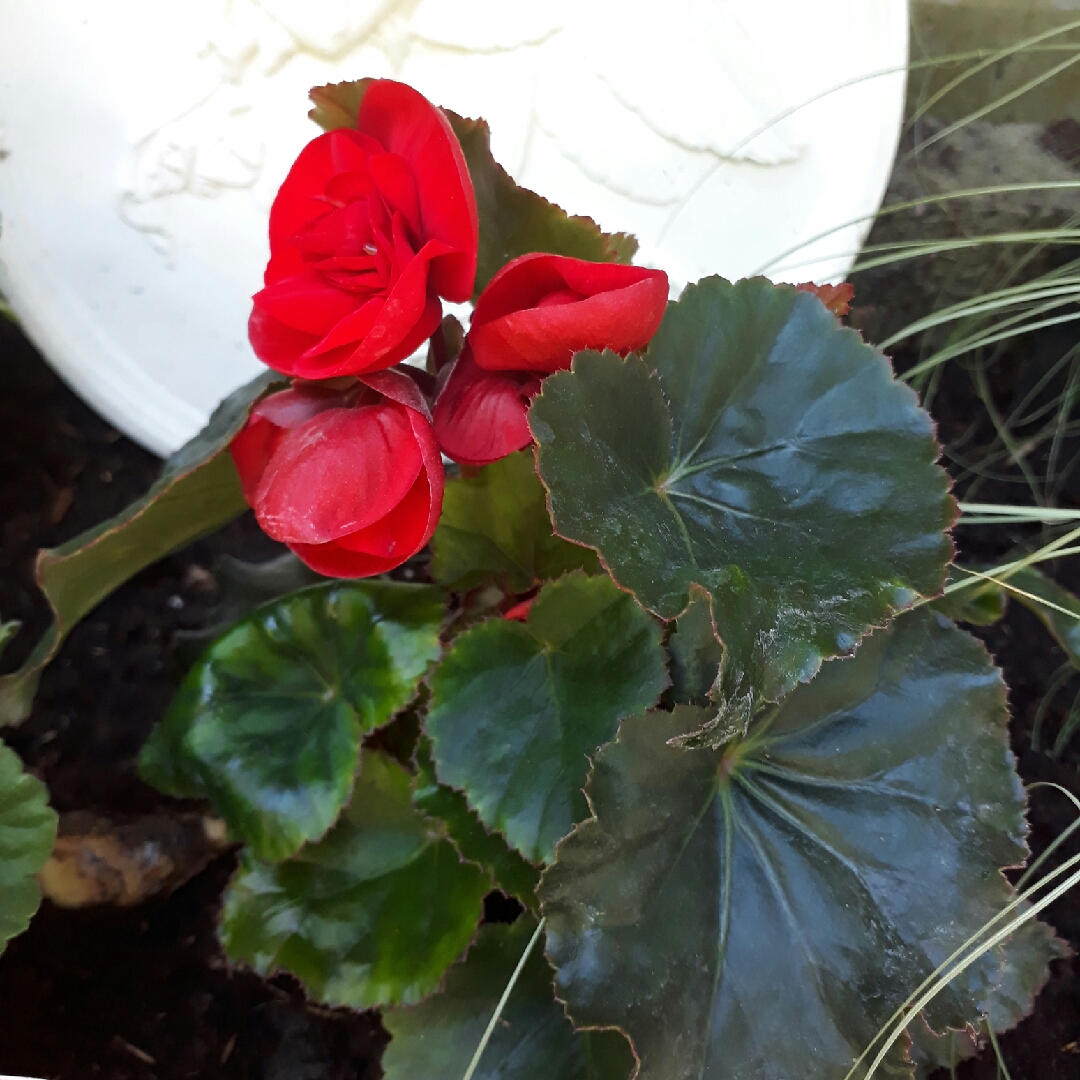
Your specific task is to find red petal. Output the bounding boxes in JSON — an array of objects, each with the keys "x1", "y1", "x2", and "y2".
[
  {"x1": 369, "y1": 152, "x2": 422, "y2": 239},
  {"x1": 504, "y1": 598, "x2": 535, "y2": 622},
  {"x1": 796, "y1": 281, "x2": 854, "y2": 317},
  {"x1": 358, "y1": 368, "x2": 433, "y2": 422},
  {"x1": 334, "y1": 468, "x2": 432, "y2": 559},
  {"x1": 297, "y1": 297, "x2": 383, "y2": 362},
  {"x1": 229, "y1": 413, "x2": 285, "y2": 505},
  {"x1": 469, "y1": 255, "x2": 668, "y2": 372},
  {"x1": 287, "y1": 435, "x2": 442, "y2": 578},
  {"x1": 252, "y1": 272, "x2": 359, "y2": 336},
  {"x1": 266, "y1": 129, "x2": 379, "y2": 283},
  {"x1": 358, "y1": 80, "x2": 478, "y2": 301},
  {"x1": 250, "y1": 384, "x2": 349, "y2": 429},
  {"x1": 253, "y1": 403, "x2": 424, "y2": 544},
  {"x1": 303, "y1": 244, "x2": 445, "y2": 375},
  {"x1": 287, "y1": 541, "x2": 402, "y2": 578},
  {"x1": 432, "y1": 348, "x2": 534, "y2": 466},
  {"x1": 248, "y1": 305, "x2": 320, "y2": 376}
]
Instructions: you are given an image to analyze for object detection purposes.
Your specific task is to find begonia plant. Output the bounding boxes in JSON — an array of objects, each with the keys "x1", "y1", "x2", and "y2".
[{"x1": 0, "y1": 77, "x2": 1066, "y2": 1080}]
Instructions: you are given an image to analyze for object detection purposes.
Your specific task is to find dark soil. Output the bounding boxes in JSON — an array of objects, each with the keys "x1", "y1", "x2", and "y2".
[{"x1": 2, "y1": 168, "x2": 1080, "y2": 1077}]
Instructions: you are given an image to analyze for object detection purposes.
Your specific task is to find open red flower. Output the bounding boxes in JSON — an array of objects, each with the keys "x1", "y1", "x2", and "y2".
[
  {"x1": 432, "y1": 346, "x2": 541, "y2": 468},
  {"x1": 468, "y1": 253, "x2": 668, "y2": 373},
  {"x1": 433, "y1": 254, "x2": 668, "y2": 466},
  {"x1": 249, "y1": 80, "x2": 478, "y2": 381},
  {"x1": 229, "y1": 371, "x2": 443, "y2": 577}
]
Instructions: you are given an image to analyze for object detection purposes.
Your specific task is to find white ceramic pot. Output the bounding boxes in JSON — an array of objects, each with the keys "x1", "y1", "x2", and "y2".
[{"x1": 0, "y1": 0, "x2": 909, "y2": 454}]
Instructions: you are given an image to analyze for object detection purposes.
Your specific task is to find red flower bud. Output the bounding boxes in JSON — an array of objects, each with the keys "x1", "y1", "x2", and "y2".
[
  {"x1": 249, "y1": 80, "x2": 479, "y2": 381},
  {"x1": 230, "y1": 371, "x2": 443, "y2": 577},
  {"x1": 468, "y1": 253, "x2": 669, "y2": 374},
  {"x1": 431, "y1": 346, "x2": 540, "y2": 468}
]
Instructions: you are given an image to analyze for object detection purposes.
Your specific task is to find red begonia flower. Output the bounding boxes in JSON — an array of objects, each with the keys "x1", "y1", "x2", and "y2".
[
  {"x1": 431, "y1": 346, "x2": 541, "y2": 467},
  {"x1": 230, "y1": 371, "x2": 443, "y2": 577},
  {"x1": 796, "y1": 281, "x2": 854, "y2": 317},
  {"x1": 249, "y1": 80, "x2": 478, "y2": 380},
  {"x1": 468, "y1": 253, "x2": 669, "y2": 373}
]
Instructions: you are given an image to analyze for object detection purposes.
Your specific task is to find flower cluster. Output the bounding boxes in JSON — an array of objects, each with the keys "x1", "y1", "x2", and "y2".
[{"x1": 231, "y1": 79, "x2": 668, "y2": 576}]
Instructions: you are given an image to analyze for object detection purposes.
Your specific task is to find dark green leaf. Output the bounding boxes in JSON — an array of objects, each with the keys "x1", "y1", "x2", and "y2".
[
  {"x1": 172, "y1": 551, "x2": 324, "y2": 672},
  {"x1": 908, "y1": 922, "x2": 1062, "y2": 1078},
  {"x1": 430, "y1": 450, "x2": 599, "y2": 593},
  {"x1": 141, "y1": 581, "x2": 445, "y2": 862},
  {"x1": 308, "y1": 81, "x2": 636, "y2": 297},
  {"x1": 220, "y1": 751, "x2": 488, "y2": 1008},
  {"x1": 532, "y1": 277, "x2": 954, "y2": 745},
  {"x1": 0, "y1": 370, "x2": 279, "y2": 726},
  {"x1": 382, "y1": 917, "x2": 634, "y2": 1080},
  {"x1": 413, "y1": 737, "x2": 540, "y2": 910},
  {"x1": 539, "y1": 610, "x2": 1060, "y2": 1080},
  {"x1": 1007, "y1": 566, "x2": 1080, "y2": 666},
  {"x1": 0, "y1": 743, "x2": 57, "y2": 954},
  {"x1": 428, "y1": 572, "x2": 667, "y2": 863},
  {"x1": 667, "y1": 585, "x2": 723, "y2": 706},
  {"x1": 446, "y1": 114, "x2": 636, "y2": 296},
  {"x1": 308, "y1": 78, "x2": 373, "y2": 133},
  {"x1": 930, "y1": 566, "x2": 1007, "y2": 627}
]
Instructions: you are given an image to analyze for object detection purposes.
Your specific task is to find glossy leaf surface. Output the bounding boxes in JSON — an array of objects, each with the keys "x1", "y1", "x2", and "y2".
[
  {"x1": 0, "y1": 370, "x2": 278, "y2": 725},
  {"x1": 413, "y1": 737, "x2": 540, "y2": 910},
  {"x1": 308, "y1": 80, "x2": 636, "y2": 297},
  {"x1": 220, "y1": 752, "x2": 488, "y2": 1008},
  {"x1": 0, "y1": 743, "x2": 57, "y2": 953},
  {"x1": 382, "y1": 918, "x2": 634, "y2": 1080},
  {"x1": 667, "y1": 585, "x2": 724, "y2": 706},
  {"x1": 430, "y1": 450, "x2": 598, "y2": 592},
  {"x1": 532, "y1": 277, "x2": 954, "y2": 744},
  {"x1": 930, "y1": 566, "x2": 1007, "y2": 627},
  {"x1": 428, "y1": 572, "x2": 667, "y2": 863},
  {"x1": 539, "y1": 611, "x2": 1056, "y2": 1080},
  {"x1": 141, "y1": 581, "x2": 445, "y2": 862}
]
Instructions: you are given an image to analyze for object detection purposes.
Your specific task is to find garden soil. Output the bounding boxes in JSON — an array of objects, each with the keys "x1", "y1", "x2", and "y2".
[{"x1": 2, "y1": 121, "x2": 1080, "y2": 1078}]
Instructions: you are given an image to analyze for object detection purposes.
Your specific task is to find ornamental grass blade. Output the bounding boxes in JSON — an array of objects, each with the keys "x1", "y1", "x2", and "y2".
[
  {"x1": 531, "y1": 277, "x2": 955, "y2": 746},
  {"x1": 0, "y1": 743, "x2": 57, "y2": 954},
  {"x1": 220, "y1": 752, "x2": 488, "y2": 1009},
  {"x1": 308, "y1": 81, "x2": 636, "y2": 297},
  {"x1": 141, "y1": 581, "x2": 445, "y2": 862},
  {"x1": 539, "y1": 610, "x2": 1062, "y2": 1080},
  {"x1": 427, "y1": 571, "x2": 668, "y2": 864},
  {"x1": 430, "y1": 450, "x2": 599, "y2": 593},
  {"x1": 382, "y1": 918, "x2": 634, "y2": 1080},
  {"x1": 0, "y1": 370, "x2": 279, "y2": 726}
]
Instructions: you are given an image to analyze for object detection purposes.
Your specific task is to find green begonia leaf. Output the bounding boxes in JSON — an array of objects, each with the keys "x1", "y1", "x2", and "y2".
[
  {"x1": 430, "y1": 450, "x2": 599, "y2": 592},
  {"x1": 308, "y1": 81, "x2": 636, "y2": 297},
  {"x1": 0, "y1": 370, "x2": 279, "y2": 725},
  {"x1": 539, "y1": 610, "x2": 1062, "y2": 1080},
  {"x1": 413, "y1": 737, "x2": 540, "y2": 910},
  {"x1": 220, "y1": 752, "x2": 488, "y2": 1009},
  {"x1": 667, "y1": 585, "x2": 724, "y2": 706},
  {"x1": 427, "y1": 572, "x2": 667, "y2": 863},
  {"x1": 531, "y1": 277, "x2": 954, "y2": 745},
  {"x1": 0, "y1": 743, "x2": 58, "y2": 954},
  {"x1": 141, "y1": 581, "x2": 445, "y2": 862},
  {"x1": 382, "y1": 918, "x2": 634, "y2": 1080},
  {"x1": 930, "y1": 566, "x2": 1007, "y2": 627}
]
